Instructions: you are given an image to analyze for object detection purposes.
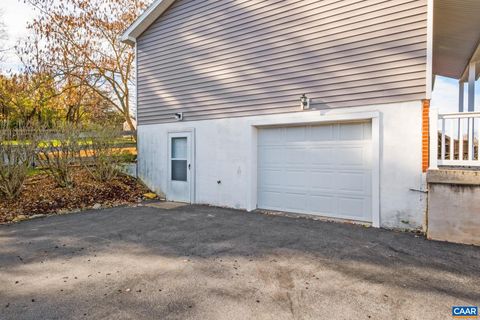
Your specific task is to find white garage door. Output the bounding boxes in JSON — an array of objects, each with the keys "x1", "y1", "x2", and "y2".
[{"x1": 257, "y1": 121, "x2": 373, "y2": 222}]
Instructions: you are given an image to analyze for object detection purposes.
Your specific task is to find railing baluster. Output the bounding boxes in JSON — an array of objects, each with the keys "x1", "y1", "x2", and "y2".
[
  {"x1": 458, "y1": 118, "x2": 463, "y2": 160},
  {"x1": 441, "y1": 119, "x2": 446, "y2": 161},
  {"x1": 434, "y1": 112, "x2": 480, "y2": 167},
  {"x1": 449, "y1": 120, "x2": 454, "y2": 160},
  {"x1": 475, "y1": 118, "x2": 478, "y2": 161},
  {"x1": 468, "y1": 117, "x2": 473, "y2": 161}
]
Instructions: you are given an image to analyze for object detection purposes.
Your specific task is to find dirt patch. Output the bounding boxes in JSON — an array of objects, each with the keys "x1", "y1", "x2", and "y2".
[{"x1": 0, "y1": 168, "x2": 150, "y2": 223}]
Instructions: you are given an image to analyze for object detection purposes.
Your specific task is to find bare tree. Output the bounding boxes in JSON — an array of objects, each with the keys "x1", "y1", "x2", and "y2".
[
  {"x1": 0, "y1": 10, "x2": 8, "y2": 63},
  {"x1": 36, "y1": 125, "x2": 82, "y2": 188},
  {"x1": 80, "y1": 125, "x2": 125, "y2": 182},
  {"x1": 0, "y1": 125, "x2": 38, "y2": 199},
  {"x1": 21, "y1": 0, "x2": 149, "y2": 135}
]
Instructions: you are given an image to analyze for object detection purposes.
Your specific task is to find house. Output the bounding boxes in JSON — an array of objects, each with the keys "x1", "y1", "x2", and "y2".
[{"x1": 122, "y1": 0, "x2": 480, "y2": 234}]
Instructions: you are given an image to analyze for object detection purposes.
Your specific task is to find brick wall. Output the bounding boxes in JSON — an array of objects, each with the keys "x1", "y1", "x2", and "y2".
[{"x1": 422, "y1": 99, "x2": 430, "y2": 172}]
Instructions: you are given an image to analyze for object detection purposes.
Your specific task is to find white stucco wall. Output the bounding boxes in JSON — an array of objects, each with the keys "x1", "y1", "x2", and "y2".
[{"x1": 137, "y1": 101, "x2": 426, "y2": 229}]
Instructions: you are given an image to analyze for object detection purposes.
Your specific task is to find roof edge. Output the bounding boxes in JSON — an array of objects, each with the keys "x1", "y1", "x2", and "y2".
[
  {"x1": 121, "y1": 0, "x2": 177, "y2": 45},
  {"x1": 459, "y1": 40, "x2": 480, "y2": 82}
]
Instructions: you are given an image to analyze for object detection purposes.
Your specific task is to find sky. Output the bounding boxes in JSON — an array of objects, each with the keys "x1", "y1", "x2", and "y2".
[
  {"x1": 0, "y1": 0, "x2": 34, "y2": 72},
  {"x1": 0, "y1": 0, "x2": 477, "y2": 114}
]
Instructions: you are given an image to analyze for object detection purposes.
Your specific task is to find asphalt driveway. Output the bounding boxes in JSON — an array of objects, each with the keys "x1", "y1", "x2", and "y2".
[{"x1": 1, "y1": 204, "x2": 479, "y2": 320}]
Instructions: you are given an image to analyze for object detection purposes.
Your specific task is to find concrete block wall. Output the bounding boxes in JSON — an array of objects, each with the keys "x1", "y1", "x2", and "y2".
[{"x1": 427, "y1": 169, "x2": 480, "y2": 246}]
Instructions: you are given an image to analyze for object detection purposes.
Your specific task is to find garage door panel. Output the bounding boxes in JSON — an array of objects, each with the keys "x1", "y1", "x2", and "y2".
[
  {"x1": 259, "y1": 191, "x2": 284, "y2": 209},
  {"x1": 258, "y1": 127, "x2": 284, "y2": 145},
  {"x1": 337, "y1": 171, "x2": 371, "y2": 194},
  {"x1": 309, "y1": 171, "x2": 336, "y2": 190},
  {"x1": 307, "y1": 147, "x2": 336, "y2": 166},
  {"x1": 285, "y1": 126, "x2": 306, "y2": 142},
  {"x1": 338, "y1": 196, "x2": 371, "y2": 220},
  {"x1": 259, "y1": 190, "x2": 308, "y2": 212},
  {"x1": 282, "y1": 192, "x2": 308, "y2": 211},
  {"x1": 260, "y1": 169, "x2": 311, "y2": 189},
  {"x1": 362, "y1": 146, "x2": 373, "y2": 167},
  {"x1": 306, "y1": 195, "x2": 336, "y2": 214},
  {"x1": 258, "y1": 168, "x2": 284, "y2": 187},
  {"x1": 258, "y1": 146, "x2": 283, "y2": 165},
  {"x1": 307, "y1": 125, "x2": 335, "y2": 141},
  {"x1": 258, "y1": 121, "x2": 373, "y2": 223},
  {"x1": 283, "y1": 146, "x2": 308, "y2": 165},
  {"x1": 363, "y1": 123, "x2": 373, "y2": 140},
  {"x1": 339, "y1": 122, "x2": 371, "y2": 140},
  {"x1": 336, "y1": 146, "x2": 370, "y2": 167},
  {"x1": 284, "y1": 169, "x2": 309, "y2": 188}
]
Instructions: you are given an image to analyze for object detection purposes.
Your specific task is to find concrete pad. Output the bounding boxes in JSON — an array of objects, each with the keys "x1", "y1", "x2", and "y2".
[{"x1": 144, "y1": 201, "x2": 189, "y2": 210}]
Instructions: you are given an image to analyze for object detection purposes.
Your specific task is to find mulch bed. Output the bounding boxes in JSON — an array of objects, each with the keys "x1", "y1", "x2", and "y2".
[{"x1": 0, "y1": 168, "x2": 151, "y2": 223}]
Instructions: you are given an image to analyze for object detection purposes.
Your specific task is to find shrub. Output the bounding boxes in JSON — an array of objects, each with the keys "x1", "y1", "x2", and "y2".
[
  {"x1": 0, "y1": 127, "x2": 38, "y2": 199},
  {"x1": 36, "y1": 126, "x2": 82, "y2": 188},
  {"x1": 81, "y1": 126, "x2": 125, "y2": 182}
]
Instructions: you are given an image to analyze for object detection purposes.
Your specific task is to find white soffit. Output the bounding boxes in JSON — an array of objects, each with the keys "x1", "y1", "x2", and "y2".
[{"x1": 433, "y1": 0, "x2": 480, "y2": 80}]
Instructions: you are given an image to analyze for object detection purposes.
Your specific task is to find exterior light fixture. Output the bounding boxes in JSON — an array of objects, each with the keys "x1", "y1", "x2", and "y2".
[
  {"x1": 174, "y1": 112, "x2": 183, "y2": 121},
  {"x1": 300, "y1": 93, "x2": 311, "y2": 110}
]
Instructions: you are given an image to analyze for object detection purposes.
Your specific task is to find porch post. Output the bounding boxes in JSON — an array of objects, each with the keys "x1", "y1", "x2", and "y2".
[
  {"x1": 429, "y1": 108, "x2": 438, "y2": 170},
  {"x1": 468, "y1": 62, "x2": 476, "y2": 112},
  {"x1": 459, "y1": 81, "x2": 464, "y2": 112}
]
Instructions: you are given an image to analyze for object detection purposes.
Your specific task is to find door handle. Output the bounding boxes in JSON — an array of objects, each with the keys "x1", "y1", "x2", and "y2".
[{"x1": 188, "y1": 163, "x2": 191, "y2": 170}]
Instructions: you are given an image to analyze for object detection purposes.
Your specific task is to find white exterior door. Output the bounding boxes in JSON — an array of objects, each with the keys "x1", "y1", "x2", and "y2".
[
  {"x1": 257, "y1": 122, "x2": 372, "y2": 222},
  {"x1": 168, "y1": 132, "x2": 194, "y2": 203}
]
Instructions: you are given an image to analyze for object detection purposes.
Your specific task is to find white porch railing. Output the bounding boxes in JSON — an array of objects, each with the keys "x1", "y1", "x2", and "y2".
[{"x1": 430, "y1": 110, "x2": 480, "y2": 169}]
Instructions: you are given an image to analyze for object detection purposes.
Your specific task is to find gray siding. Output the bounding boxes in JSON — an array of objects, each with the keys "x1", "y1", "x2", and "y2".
[{"x1": 137, "y1": 0, "x2": 428, "y2": 124}]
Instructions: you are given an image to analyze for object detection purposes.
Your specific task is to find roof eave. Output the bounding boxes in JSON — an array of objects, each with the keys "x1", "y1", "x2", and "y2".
[
  {"x1": 120, "y1": 0, "x2": 177, "y2": 46},
  {"x1": 121, "y1": 35, "x2": 137, "y2": 46},
  {"x1": 432, "y1": 0, "x2": 480, "y2": 80},
  {"x1": 459, "y1": 41, "x2": 480, "y2": 82}
]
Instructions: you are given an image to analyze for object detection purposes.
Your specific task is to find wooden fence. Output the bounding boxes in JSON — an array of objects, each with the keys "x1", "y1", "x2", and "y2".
[{"x1": 1, "y1": 130, "x2": 137, "y2": 166}]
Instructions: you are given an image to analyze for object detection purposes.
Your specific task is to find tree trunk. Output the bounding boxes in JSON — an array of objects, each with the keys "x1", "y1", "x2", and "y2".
[{"x1": 124, "y1": 114, "x2": 137, "y2": 140}]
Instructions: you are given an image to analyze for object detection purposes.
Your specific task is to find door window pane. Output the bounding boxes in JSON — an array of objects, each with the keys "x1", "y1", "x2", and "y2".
[
  {"x1": 172, "y1": 137, "x2": 187, "y2": 159},
  {"x1": 172, "y1": 160, "x2": 187, "y2": 181}
]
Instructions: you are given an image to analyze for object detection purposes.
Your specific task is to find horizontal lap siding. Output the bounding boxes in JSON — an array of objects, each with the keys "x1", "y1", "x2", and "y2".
[{"x1": 137, "y1": 0, "x2": 428, "y2": 124}]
